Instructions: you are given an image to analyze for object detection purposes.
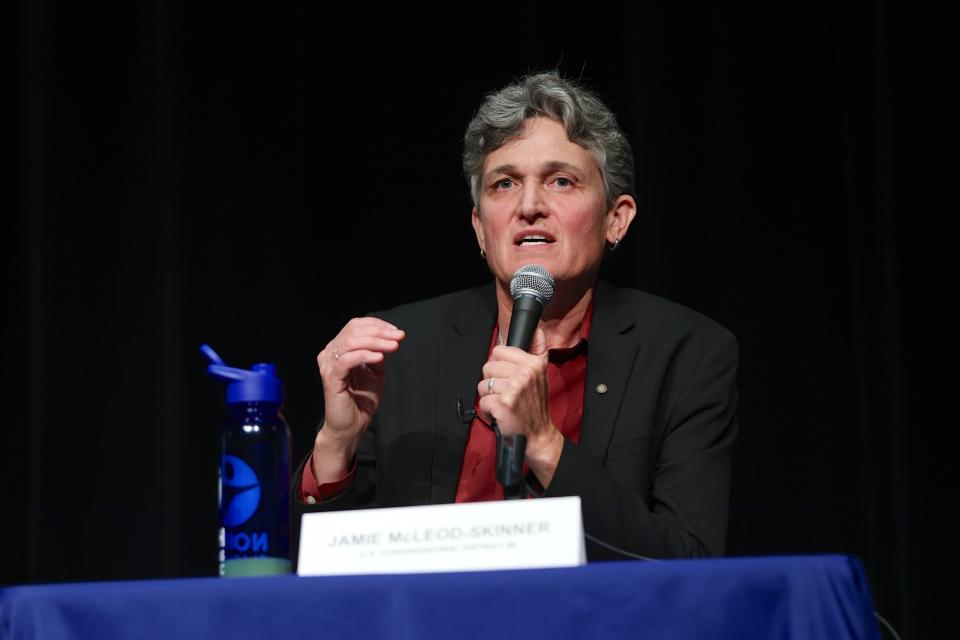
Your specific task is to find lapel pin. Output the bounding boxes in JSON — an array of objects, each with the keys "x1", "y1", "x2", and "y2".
[{"x1": 596, "y1": 383, "x2": 608, "y2": 394}]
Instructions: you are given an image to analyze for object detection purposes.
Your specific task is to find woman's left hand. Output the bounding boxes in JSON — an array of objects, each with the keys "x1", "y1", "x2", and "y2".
[{"x1": 477, "y1": 328, "x2": 564, "y2": 486}]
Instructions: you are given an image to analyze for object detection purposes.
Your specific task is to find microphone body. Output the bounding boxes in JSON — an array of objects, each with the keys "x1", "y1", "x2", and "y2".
[
  {"x1": 496, "y1": 265, "x2": 555, "y2": 499},
  {"x1": 505, "y1": 294, "x2": 543, "y2": 350}
]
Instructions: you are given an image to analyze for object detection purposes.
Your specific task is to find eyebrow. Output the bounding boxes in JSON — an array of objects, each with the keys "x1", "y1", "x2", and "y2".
[{"x1": 485, "y1": 161, "x2": 585, "y2": 180}]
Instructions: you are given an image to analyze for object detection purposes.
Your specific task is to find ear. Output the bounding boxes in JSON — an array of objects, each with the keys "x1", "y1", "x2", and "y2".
[
  {"x1": 605, "y1": 194, "x2": 637, "y2": 244},
  {"x1": 471, "y1": 206, "x2": 485, "y2": 253}
]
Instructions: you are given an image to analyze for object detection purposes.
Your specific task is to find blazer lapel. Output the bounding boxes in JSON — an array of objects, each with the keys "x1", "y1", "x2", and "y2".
[
  {"x1": 581, "y1": 281, "x2": 639, "y2": 462},
  {"x1": 430, "y1": 285, "x2": 497, "y2": 503}
]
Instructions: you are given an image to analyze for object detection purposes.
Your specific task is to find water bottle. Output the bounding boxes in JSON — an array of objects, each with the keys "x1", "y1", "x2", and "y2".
[{"x1": 201, "y1": 344, "x2": 291, "y2": 576}]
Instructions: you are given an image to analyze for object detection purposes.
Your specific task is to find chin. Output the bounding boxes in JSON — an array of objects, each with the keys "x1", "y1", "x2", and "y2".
[{"x1": 509, "y1": 254, "x2": 557, "y2": 271}]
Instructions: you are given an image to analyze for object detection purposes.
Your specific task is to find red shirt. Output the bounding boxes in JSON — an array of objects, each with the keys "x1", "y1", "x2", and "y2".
[{"x1": 301, "y1": 307, "x2": 592, "y2": 502}]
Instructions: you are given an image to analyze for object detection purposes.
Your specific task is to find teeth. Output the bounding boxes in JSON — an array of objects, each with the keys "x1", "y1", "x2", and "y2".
[{"x1": 520, "y1": 236, "x2": 549, "y2": 244}]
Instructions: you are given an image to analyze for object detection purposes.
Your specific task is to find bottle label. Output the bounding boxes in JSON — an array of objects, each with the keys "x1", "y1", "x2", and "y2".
[
  {"x1": 222, "y1": 455, "x2": 261, "y2": 527},
  {"x1": 219, "y1": 432, "x2": 290, "y2": 575}
]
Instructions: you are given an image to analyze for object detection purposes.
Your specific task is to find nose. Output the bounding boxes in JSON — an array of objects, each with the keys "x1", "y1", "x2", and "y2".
[{"x1": 517, "y1": 182, "x2": 547, "y2": 223}]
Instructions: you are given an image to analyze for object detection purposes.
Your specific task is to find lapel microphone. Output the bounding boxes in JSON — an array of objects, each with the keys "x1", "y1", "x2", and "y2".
[{"x1": 456, "y1": 396, "x2": 476, "y2": 424}]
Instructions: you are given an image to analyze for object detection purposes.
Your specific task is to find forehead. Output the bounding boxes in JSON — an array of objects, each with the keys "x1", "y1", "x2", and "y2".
[{"x1": 482, "y1": 117, "x2": 599, "y2": 175}]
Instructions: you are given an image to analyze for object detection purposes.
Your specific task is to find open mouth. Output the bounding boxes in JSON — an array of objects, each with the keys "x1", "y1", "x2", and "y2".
[{"x1": 515, "y1": 235, "x2": 555, "y2": 246}]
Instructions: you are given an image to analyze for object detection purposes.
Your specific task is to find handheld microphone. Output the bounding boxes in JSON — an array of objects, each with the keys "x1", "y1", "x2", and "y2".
[
  {"x1": 496, "y1": 264, "x2": 555, "y2": 499},
  {"x1": 506, "y1": 265, "x2": 556, "y2": 349}
]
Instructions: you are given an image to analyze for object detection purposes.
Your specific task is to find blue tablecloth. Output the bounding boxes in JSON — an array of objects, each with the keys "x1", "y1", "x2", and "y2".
[{"x1": 0, "y1": 555, "x2": 879, "y2": 639}]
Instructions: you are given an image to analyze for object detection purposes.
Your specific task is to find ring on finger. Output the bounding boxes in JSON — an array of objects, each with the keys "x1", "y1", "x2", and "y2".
[{"x1": 487, "y1": 377, "x2": 495, "y2": 393}]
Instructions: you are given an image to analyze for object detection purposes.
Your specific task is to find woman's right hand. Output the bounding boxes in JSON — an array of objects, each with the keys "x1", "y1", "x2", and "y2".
[{"x1": 312, "y1": 317, "x2": 405, "y2": 482}]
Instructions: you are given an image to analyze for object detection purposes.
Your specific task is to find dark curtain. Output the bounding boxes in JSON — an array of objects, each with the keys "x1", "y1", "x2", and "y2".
[{"x1": 7, "y1": 2, "x2": 953, "y2": 637}]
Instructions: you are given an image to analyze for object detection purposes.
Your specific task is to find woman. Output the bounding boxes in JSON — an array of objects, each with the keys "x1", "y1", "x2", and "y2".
[{"x1": 295, "y1": 72, "x2": 738, "y2": 561}]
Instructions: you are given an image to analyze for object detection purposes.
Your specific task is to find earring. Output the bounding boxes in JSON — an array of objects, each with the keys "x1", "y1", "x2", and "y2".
[
  {"x1": 609, "y1": 237, "x2": 621, "y2": 251},
  {"x1": 480, "y1": 248, "x2": 487, "y2": 259}
]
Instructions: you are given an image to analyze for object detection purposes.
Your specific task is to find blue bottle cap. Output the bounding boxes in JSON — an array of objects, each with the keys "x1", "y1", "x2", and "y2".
[{"x1": 200, "y1": 344, "x2": 282, "y2": 404}]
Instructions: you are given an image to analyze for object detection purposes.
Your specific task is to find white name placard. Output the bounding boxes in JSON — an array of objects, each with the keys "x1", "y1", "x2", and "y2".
[{"x1": 297, "y1": 496, "x2": 585, "y2": 576}]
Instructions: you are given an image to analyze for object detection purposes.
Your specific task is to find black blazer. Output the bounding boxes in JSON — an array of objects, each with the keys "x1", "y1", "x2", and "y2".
[{"x1": 293, "y1": 281, "x2": 738, "y2": 562}]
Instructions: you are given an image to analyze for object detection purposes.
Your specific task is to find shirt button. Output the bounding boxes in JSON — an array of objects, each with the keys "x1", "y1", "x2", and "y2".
[
  {"x1": 596, "y1": 384, "x2": 608, "y2": 394},
  {"x1": 305, "y1": 496, "x2": 317, "y2": 505}
]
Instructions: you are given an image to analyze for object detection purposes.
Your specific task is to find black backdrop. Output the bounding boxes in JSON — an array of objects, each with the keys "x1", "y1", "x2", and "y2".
[{"x1": 7, "y1": 2, "x2": 955, "y2": 637}]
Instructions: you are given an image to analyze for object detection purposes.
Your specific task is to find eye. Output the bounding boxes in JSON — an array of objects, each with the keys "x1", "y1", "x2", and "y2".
[
  {"x1": 495, "y1": 178, "x2": 515, "y2": 190},
  {"x1": 551, "y1": 176, "x2": 574, "y2": 188}
]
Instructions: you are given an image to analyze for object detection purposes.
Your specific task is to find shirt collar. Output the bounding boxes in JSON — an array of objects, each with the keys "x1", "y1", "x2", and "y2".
[
  {"x1": 491, "y1": 300, "x2": 594, "y2": 357},
  {"x1": 547, "y1": 300, "x2": 592, "y2": 362}
]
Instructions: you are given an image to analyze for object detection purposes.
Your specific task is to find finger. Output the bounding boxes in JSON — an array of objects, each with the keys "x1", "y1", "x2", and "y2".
[
  {"x1": 481, "y1": 360, "x2": 519, "y2": 381},
  {"x1": 319, "y1": 348, "x2": 385, "y2": 379},
  {"x1": 337, "y1": 336, "x2": 403, "y2": 355},
  {"x1": 322, "y1": 351, "x2": 386, "y2": 387},
  {"x1": 321, "y1": 341, "x2": 398, "y2": 380},
  {"x1": 338, "y1": 319, "x2": 405, "y2": 345},
  {"x1": 340, "y1": 324, "x2": 405, "y2": 343},
  {"x1": 477, "y1": 375, "x2": 504, "y2": 398},
  {"x1": 487, "y1": 350, "x2": 546, "y2": 389},
  {"x1": 477, "y1": 396, "x2": 522, "y2": 437},
  {"x1": 319, "y1": 328, "x2": 404, "y2": 369},
  {"x1": 477, "y1": 395, "x2": 500, "y2": 423},
  {"x1": 478, "y1": 360, "x2": 530, "y2": 397},
  {"x1": 489, "y1": 344, "x2": 543, "y2": 365},
  {"x1": 530, "y1": 328, "x2": 548, "y2": 357},
  {"x1": 334, "y1": 349, "x2": 386, "y2": 369}
]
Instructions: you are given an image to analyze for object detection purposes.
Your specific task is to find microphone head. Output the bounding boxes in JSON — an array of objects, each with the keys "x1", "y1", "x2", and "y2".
[{"x1": 510, "y1": 264, "x2": 556, "y2": 306}]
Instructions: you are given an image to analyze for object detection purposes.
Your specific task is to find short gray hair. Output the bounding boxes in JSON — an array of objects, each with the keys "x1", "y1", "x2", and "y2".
[{"x1": 463, "y1": 71, "x2": 635, "y2": 209}]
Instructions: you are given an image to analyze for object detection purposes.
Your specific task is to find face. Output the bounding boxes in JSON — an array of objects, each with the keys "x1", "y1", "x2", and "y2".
[{"x1": 471, "y1": 117, "x2": 635, "y2": 292}]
